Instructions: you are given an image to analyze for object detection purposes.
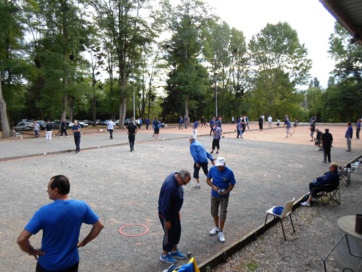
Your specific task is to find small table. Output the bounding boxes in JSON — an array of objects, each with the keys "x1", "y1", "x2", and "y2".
[{"x1": 334, "y1": 215, "x2": 362, "y2": 271}]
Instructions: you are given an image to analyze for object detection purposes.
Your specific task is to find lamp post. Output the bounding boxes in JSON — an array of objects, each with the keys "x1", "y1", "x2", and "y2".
[{"x1": 214, "y1": 72, "x2": 218, "y2": 117}]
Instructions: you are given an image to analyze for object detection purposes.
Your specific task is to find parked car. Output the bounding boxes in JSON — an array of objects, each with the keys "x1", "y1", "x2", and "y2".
[
  {"x1": 78, "y1": 120, "x2": 89, "y2": 127},
  {"x1": 52, "y1": 120, "x2": 61, "y2": 129},
  {"x1": 124, "y1": 118, "x2": 132, "y2": 126},
  {"x1": 37, "y1": 120, "x2": 47, "y2": 130},
  {"x1": 14, "y1": 122, "x2": 33, "y2": 131}
]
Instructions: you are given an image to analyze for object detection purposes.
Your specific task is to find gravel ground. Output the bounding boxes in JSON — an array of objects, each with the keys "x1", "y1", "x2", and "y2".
[{"x1": 210, "y1": 170, "x2": 362, "y2": 272}]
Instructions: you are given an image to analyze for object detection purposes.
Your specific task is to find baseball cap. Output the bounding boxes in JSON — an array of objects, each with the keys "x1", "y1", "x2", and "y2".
[{"x1": 214, "y1": 157, "x2": 226, "y2": 166}]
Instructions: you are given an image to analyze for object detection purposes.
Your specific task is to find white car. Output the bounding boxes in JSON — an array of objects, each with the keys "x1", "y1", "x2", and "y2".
[
  {"x1": 78, "y1": 120, "x2": 89, "y2": 127},
  {"x1": 14, "y1": 122, "x2": 33, "y2": 131}
]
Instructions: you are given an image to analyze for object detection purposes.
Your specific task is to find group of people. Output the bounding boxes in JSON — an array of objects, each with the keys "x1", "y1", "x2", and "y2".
[
  {"x1": 33, "y1": 119, "x2": 82, "y2": 152},
  {"x1": 157, "y1": 137, "x2": 236, "y2": 264},
  {"x1": 16, "y1": 141, "x2": 237, "y2": 270}
]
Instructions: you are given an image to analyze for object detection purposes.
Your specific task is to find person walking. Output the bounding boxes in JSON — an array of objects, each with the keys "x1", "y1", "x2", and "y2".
[
  {"x1": 258, "y1": 115, "x2": 263, "y2": 131},
  {"x1": 33, "y1": 120, "x2": 40, "y2": 138},
  {"x1": 192, "y1": 120, "x2": 199, "y2": 139},
  {"x1": 189, "y1": 137, "x2": 214, "y2": 189},
  {"x1": 268, "y1": 115, "x2": 272, "y2": 128},
  {"x1": 345, "y1": 122, "x2": 353, "y2": 152},
  {"x1": 310, "y1": 122, "x2": 315, "y2": 141},
  {"x1": 356, "y1": 119, "x2": 361, "y2": 139},
  {"x1": 17, "y1": 175, "x2": 104, "y2": 272},
  {"x1": 145, "y1": 117, "x2": 150, "y2": 130},
  {"x1": 126, "y1": 121, "x2": 138, "y2": 152},
  {"x1": 153, "y1": 117, "x2": 160, "y2": 140},
  {"x1": 285, "y1": 118, "x2": 292, "y2": 137},
  {"x1": 107, "y1": 118, "x2": 115, "y2": 139},
  {"x1": 60, "y1": 118, "x2": 68, "y2": 137},
  {"x1": 45, "y1": 120, "x2": 53, "y2": 143},
  {"x1": 158, "y1": 170, "x2": 191, "y2": 264},
  {"x1": 206, "y1": 157, "x2": 236, "y2": 243},
  {"x1": 209, "y1": 117, "x2": 215, "y2": 136},
  {"x1": 245, "y1": 115, "x2": 250, "y2": 130},
  {"x1": 211, "y1": 123, "x2": 222, "y2": 154},
  {"x1": 72, "y1": 120, "x2": 81, "y2": 153},
  {"x1": 241, "y1": 115, "x2": 246, "y2": 136},
  {"x1": 236, "y1": 117, "x2": 242, "y2": 138},
  {"x1": 179, "y1": 116, "x2": 183, "y2": 130},
  {"x1": 321, "y1": 128, "x2": 333, "y2": 163}
]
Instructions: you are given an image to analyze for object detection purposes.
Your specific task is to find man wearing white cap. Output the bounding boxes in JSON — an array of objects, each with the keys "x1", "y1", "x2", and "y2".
[{"x1": 206, "y1": 157, "x2": 236, "y2": 242}]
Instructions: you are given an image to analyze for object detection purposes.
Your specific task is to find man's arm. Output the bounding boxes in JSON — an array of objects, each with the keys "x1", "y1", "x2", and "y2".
[
  {"x1": 206, "y1": 177, "x2": 218, "y2": 191},
  {"x1": 78, "y1": 220, "x2": 104, "y2": 248},
  {"x1": 17, "y1": 229, "x2": 44, "y2": 259}
]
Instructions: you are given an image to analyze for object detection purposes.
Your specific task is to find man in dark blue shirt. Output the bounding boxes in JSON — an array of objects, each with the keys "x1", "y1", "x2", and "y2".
[
  {"x1": 301, "y1": 162, "x2": 339, "y2": 206},
  {"x1": 158, "y1": 170, "x2": 191, "y2": 264},
  {"x1": 345, "y1": 122, "x2": 353, "y2": 152}
]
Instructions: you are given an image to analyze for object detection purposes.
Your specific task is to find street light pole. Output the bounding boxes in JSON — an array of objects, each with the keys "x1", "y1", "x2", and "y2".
[
  {"x1": 214, "y1": 72, "x2": 218, "y2": 117},
  {"x1": 133, "y1": 88, "x2": 136, "y2": 120}
]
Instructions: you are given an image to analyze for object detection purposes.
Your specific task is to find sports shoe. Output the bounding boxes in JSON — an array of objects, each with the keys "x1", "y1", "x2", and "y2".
[
  {"x1": 210, "y1": 150, "x2": 214, "y2": 154},
  {"x1": 160, "y1": 253, "x2": 177, "y2": 264},
  {"x1": 216, "y1": 151, "x2": 219, "y2": 154},
  {"x1": 193, "y1": 184, "x2": 201, "y2": 189},
  {"x1": 209, "y1": 226, "x2": 220, "y2": 235},
  {"x1": 218, "y1": 231, "x2": 225, "y2": 242},
  {"x1": 171, "y1": 249, "x2": 187, "y2": 260},
  {"x1": 300, "y1": 201, "x2": 311, "y2": 207}
]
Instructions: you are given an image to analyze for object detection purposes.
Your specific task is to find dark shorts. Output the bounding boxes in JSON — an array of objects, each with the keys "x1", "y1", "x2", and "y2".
[
  {"x1": 154, "y1": 128, "x2": 159, "y2": 134},
  {"x1": 36, "y1": 262, "x2": 79, "y2": 272},
  {"x1": 193, "y1": 162, "x2": 208, "y2": 179}
]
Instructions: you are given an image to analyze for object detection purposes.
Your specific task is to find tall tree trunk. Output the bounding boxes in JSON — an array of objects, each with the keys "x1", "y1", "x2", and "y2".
[
  {"x1": 61, "y1": 93, "x2": 68, "y2": 121},
  {"x1": 0, "y1": 73, "x2": 10, "y2": 138},
  {"x1": 69, "y1": 96, "x2": 74, "y2": 121}
]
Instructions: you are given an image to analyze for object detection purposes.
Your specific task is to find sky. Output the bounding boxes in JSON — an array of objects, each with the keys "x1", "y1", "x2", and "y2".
[{"x1": 203, "y1": 0, "x2": 337, "y2": 88}]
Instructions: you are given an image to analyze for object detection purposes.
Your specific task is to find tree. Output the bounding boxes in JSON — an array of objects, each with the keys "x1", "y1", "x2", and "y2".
[
  {"x1": 248, "y1": 22, "x2": 312, "y2": 119},
  {"x1": 324, "y1": 22, "x2": 362, "y2": 122},
  {"x1": 0, "y1": 0, "x2": 28, "y2": 137},
  {"x1": 25, "y1": 0, "x2": 93, "y2": 122},
  {"x1": 94, "y1": 0, "x2": 155, "y2": 128},
  {"x1": 161, "y1": 0, "x2": 211, "y2": 121}
]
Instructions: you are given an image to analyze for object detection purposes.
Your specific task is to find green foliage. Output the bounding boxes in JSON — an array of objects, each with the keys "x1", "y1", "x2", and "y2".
[
  {"x1": 323, "y1": 22, "x2": 362, "y2": 121},
  {"x1": 249, "y1": 22, "x2": 312, "y2": 86},
  {"x1": 247, "y1": 22, "x2": 311, "y2": 120},
  {"x1": 161, "y1": 0, "x2": 211, "y2": 121}
]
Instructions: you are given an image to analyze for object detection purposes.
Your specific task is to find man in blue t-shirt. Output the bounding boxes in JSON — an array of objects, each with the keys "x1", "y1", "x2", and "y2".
[
  {"x1": 206, "y1": 157, "x2": 236, "y2": 243},
  {"x1": 17, "y1": 175, "x2": 104, "y2": 272}
]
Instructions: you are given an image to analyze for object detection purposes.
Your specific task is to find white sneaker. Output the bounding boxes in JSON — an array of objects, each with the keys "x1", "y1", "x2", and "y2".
[
  {"x1": 301, "y1": 201, "x2": 311, "y2": 207},
  {"x1": 209, "y1": 226, "x2": 220, "y2": 235},
  {"x1": 218, "y1": 231, "x2": 225, "y2": 242},
  {"x1": 193, "y1": 184, "x2": 201, "y2": 189}
]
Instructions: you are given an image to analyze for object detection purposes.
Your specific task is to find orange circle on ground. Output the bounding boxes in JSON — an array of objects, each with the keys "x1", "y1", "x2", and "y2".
[{"x1": 119, "y1": 224, "x2": 149, "y2": 237}]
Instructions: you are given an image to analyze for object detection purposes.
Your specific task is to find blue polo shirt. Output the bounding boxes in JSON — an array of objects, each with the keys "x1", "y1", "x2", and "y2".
[{"x1": 207, "y1": 166, "x2": 236, "y2": 198}]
